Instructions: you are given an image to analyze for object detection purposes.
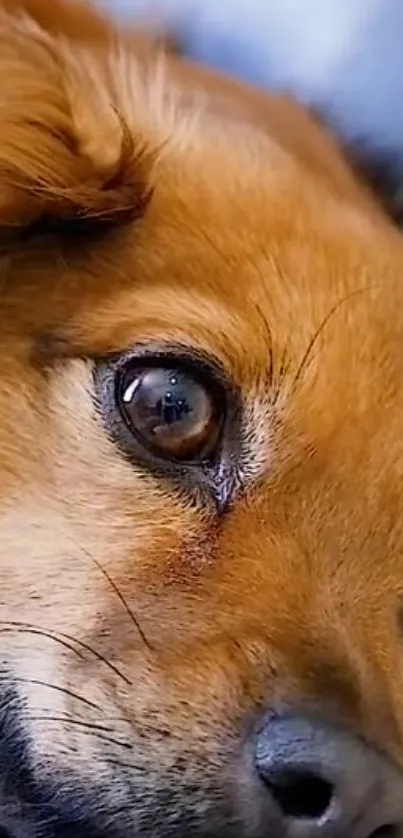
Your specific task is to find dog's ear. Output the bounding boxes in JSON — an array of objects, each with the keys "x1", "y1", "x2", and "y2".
[{"x1": 0, "y1": 0, "x2": 154, "y2": 231}]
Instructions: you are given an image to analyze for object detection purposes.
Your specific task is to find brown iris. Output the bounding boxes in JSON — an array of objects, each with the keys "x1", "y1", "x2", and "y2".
[{"x1": 119, "y1": 365, "x2": 221, "y2": 461}]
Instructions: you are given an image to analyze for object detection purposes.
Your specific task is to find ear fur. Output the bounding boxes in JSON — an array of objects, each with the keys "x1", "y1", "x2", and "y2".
[{"x1": 0, "y1": 0, "x2": 154, "y2": 231}]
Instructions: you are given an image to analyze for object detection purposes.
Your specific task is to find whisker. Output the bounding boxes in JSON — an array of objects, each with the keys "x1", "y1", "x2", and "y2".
[
  {"x1": 291, "y1": 286, "x2": 375, "y2": 394},
  {"x1": 25, "y1": 715, "x2": 132, "y2": 751},
  {"x1": 0, "y1": 674, "x2": 181, "y2": 743},
  {"x1": 249, "y1": 302, "x2": 275, "y2": 389},
  {"x1": 27, "y1": 713, "x2": 119, "y2": 735},
  {"x1": 22, "y1": 700, "x2": 178, "y2": 744},
  {"x1": 76, "y1": 542, "x2": 154, "y2": 652},
  {"x1": 0, "y1": 621, "x2": 132, "y2": 687},
  {"x1": 0, "y1": 676, "x2": 102, "y2": 712},
  {"x1": 271, "y1": 344, "x2": 291, "y2": 406},
  {"x1": 0, "y1": 625, "x2": 85, "y2": 661}
]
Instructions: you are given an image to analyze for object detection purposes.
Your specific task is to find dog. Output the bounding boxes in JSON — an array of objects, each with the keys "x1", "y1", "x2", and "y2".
[{"x1": 1, "y1": 0, "x2": 403, "y2": 836}]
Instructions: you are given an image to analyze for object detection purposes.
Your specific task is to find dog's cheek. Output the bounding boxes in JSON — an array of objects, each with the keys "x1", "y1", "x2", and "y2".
[{"x1": 0, "y1": 356, "x2": 205, "y2": 654}]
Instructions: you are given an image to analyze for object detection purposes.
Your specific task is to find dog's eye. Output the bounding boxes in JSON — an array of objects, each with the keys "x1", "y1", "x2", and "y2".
[{"x1": 117, "y1": 364, "x2": 222, "y2": 461}]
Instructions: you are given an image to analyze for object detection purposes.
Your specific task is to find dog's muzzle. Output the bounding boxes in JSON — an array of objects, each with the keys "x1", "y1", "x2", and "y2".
[{"x1": 0, "y1": 687, "x2": 403, "y2": 838}]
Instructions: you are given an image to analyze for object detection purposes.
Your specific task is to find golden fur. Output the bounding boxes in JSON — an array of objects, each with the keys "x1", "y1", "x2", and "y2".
[{"x1": 1, "y1": 0, "x2": 403, "y2": 834}]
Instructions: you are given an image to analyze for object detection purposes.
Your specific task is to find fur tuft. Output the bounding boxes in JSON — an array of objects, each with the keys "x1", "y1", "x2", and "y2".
[{"x1": 0, "y1": 2, "x2": 154, "y2": 230}]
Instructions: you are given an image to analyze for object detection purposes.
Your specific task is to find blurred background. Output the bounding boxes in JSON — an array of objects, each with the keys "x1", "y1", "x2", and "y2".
[{"x1": 98, "y1": 0, "x2": 403, "y2": 171}]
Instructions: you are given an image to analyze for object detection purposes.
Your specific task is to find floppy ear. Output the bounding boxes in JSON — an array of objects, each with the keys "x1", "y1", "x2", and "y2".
[{"x1": 0, "y1": 0, "x2": 153, "y2": 231}]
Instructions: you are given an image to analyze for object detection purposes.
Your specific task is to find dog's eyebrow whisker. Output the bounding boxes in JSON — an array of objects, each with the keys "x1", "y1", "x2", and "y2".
[
  {"x1": 248, "y1": 302, "x2": 275, "y2": 387},
  {"x1": 24, "y1": 715, "x2": 133, "y2": 751},
  {"x1": 0, "y1": 675, "x2": 102, "y2": 713},
  {"x1": 0, "y1": 621, "x2": 133, "y2": 688},
  {"x1": 243, "y1": 299, "x2": 292, "y2": 404},
  {"x1": 270, "y1": 343, "x2": 292, "y2": 406},
  {"x1": 291, "y1": 286, "x2": 377, "y2": 394},
  {"x1": 75, "y1": 542, "x2": 155, "y2": 653}
]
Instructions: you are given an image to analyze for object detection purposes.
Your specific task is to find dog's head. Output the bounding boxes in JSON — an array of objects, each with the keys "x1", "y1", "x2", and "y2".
[{"x1": 1, "y1": 2, "x2": 403, "y2": 837}]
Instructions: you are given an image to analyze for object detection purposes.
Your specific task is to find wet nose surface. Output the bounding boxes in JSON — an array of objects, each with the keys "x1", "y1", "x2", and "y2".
[{"x1": 254, "y1": 714, "x2": 403, "y2": 838}]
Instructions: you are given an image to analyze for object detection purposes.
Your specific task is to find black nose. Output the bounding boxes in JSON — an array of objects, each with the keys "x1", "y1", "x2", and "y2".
[{"x1": 255, "y1": 713, "x2": 403, "y2": 837}]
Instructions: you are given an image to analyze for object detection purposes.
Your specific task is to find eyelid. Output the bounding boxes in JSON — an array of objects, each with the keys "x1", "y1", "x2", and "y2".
[{"x1": 101, "y1": 341, "x2": 230, "y2": 393}]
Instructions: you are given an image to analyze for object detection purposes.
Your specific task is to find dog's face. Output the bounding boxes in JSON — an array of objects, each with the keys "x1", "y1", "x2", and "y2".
[{"x1": 2, "y1": 2, "x2": 403, "y2": 837}]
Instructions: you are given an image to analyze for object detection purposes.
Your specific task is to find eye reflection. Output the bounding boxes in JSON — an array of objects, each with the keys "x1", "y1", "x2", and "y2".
[{"x1": 118, "y1": 365, "x2": 223, "y2": 461}]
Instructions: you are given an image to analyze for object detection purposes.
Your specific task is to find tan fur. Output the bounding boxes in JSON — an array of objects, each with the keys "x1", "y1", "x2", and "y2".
[{"x1": 1, "y1": 0, "x2": 403, "y2": 830}]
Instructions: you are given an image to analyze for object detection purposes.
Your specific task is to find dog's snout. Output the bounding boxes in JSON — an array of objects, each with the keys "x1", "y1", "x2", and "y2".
[{"x1": 254, "y1": 714, "x2": 403, "y2": 838}]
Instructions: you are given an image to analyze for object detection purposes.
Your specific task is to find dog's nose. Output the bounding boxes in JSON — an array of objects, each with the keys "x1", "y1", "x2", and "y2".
[{"x1": 254, "y1": 713, "x2": 403, "y2": 837}]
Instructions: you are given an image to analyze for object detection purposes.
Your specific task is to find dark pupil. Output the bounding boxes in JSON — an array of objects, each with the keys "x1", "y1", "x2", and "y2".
[
  {"x1": 156, "y1": 376, "x2": 191, "y2": 425},
  {"x1": 121, "y1": 367, "x2": 215, "y2": 459}
]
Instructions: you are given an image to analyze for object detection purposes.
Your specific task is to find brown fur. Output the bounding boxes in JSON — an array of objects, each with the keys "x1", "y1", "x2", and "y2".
[{"x1": 1, "y1": 0, "x2": 403, "y2": 834}]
